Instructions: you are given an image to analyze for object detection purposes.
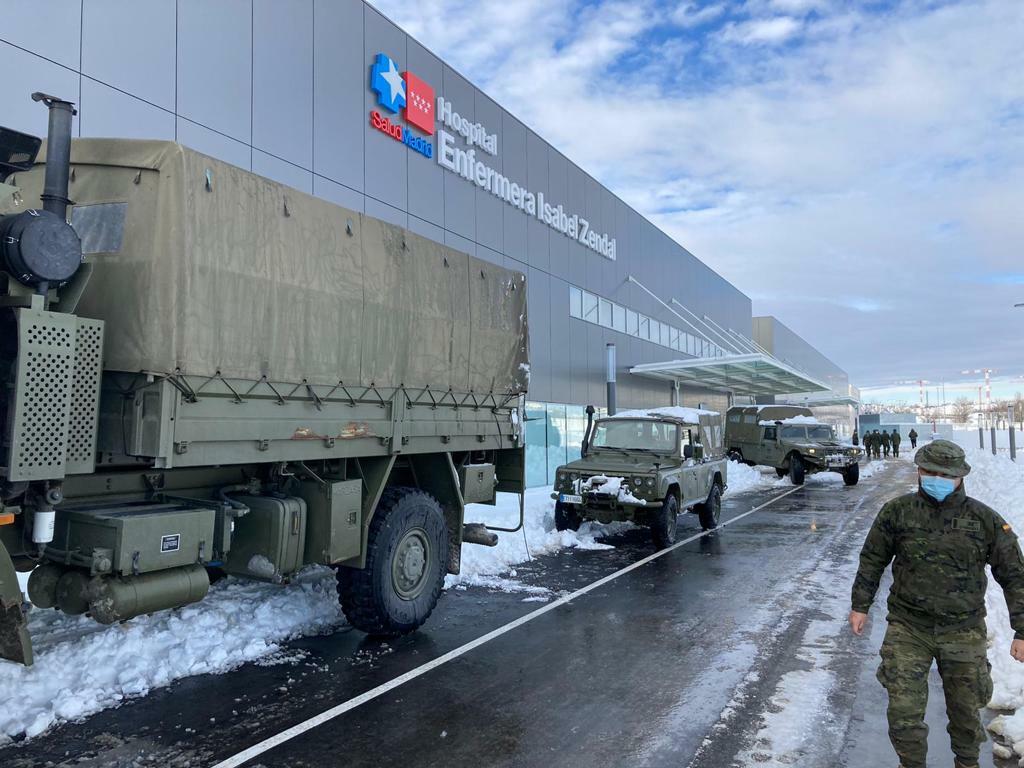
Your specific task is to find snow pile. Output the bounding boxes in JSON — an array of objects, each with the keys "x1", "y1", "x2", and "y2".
[
  {"x1": 452, "y1": 488, "x2": 629, "y2": 590},
  {"x1": 610, "y1": 405, "x2": 718, "y2": 421},
  {"x1": 724, "y1": 461, "x2": 777, "y2": 495},
  {"x1": 0, "y1": 568, "x2": 343, "y2": 743},
  {"x1": 573, "y1": 474, "x2": 647, "y2": 505}
]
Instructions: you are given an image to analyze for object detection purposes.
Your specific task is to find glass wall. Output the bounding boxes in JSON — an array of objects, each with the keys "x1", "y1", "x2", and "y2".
[{"x1": 525, "y1": 401, "x2": 606, "y2": 488}]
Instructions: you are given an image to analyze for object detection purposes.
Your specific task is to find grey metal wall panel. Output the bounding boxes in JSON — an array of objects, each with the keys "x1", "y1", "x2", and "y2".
[
  {"x1": 501, "y1": 112, "x2": 528, "y2": 263},
  {"x1": 252, "y1": 149, "x2": 313, "y2": 194},
  {"x1": 2, "y1": 0, "x2": 81, "y2": 70},
  {"x1": 440, "y1": 66, "x2": 476, "y2": 240},
  {"x1": 176, "y1": 0, "x2": 252, "y2": 143},
  {"x1": 82, "y1": 0, "x2": 176, "y2": 111},
  {"x1": 473, "y1": 92, "x2": 503, "y2": 253},
  {"x1": 362, "y1": 8, "x2": 407, "y2": 211},
  {"x1": 527, "y1": 267, "x2": 551, "y2": 402},
  {"x1": 253, "y1": 0, "x2": 313, "y2": 168},
  {"x1": 408, "y1": 215, "x2": 444, "y2": 244},
  {"x1": 313, "y1": 175, "x2": 364, "y2": 213},
  {"x1": 477, "y1": 245, "x2": 502, "y2": 266},
  {"x1": 364, "y1": 195, "x2": 408, "y2": 230},
  {"x1": 405, "y1": 40, "x2": 444, "y2": 227},
  {"x1": 524, "y1": 129, "x2": 549, "y2": 272},
  {"x1": 0, "y1": 43, "x2": 81, "y2": 137},
  {"x1": 176, "y1": 117, "x2": 252, "y2": 170},
  {"x1": 569, "y1": 318, "x2": 588, "y2": 405},
  {"x1": 548, "y1": 277, "x2": 571, "y2": 403},
  {"x1": 79, "y1": 78, "x2": 175, "y2": 140},
  {"x1": 444, "y1": 230, "x2": 476, "y2": 258},
  {"x1": 313, "y1": 0, "x2": 364, "y2": 191}
]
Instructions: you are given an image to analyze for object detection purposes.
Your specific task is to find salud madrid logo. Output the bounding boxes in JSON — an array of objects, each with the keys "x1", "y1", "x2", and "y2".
[{"x1": 369, "y1": 53, "x2": 433, "y2": 158}]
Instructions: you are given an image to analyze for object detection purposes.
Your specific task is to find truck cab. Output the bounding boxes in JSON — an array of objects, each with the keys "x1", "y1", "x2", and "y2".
[
  {"x1": 725, "y1": 405, "x2": 862, "y2": 486},
  {"x1": 550, "y1": 407, "x2": 728, "y2": 548}
]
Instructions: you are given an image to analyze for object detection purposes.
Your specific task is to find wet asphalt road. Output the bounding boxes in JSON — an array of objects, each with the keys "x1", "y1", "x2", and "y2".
[{"x1": 4, "y1": 459, "x2": 1017, "y2": 768}]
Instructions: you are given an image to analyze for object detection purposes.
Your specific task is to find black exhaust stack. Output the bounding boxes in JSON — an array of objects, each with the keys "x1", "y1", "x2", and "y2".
[
  {"x1": 581, "y1": 405, "x2": 596, "y2": 457},
  {"x1": 31, "y1": 92, "x2": 76, "y2": 218}
]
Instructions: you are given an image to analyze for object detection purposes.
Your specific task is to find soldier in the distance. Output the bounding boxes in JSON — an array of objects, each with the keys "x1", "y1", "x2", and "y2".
[
  {"x1": 909, "y1": 428, "x2": 919, "y2": 449},
  {"x1": 891, "y1": 429, "x2": 902, "y2": 458},
  {"x1": 849, "y1": 440, "x2": 1024, "y2": 768},
  {"x1": 881, "y1": 428, "x2": 892, "y2": 458}
]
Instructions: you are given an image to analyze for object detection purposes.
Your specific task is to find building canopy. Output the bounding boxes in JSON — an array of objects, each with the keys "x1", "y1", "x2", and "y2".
[{"x1": 629, "y1": 353, "x2": 832, "y2": 398}]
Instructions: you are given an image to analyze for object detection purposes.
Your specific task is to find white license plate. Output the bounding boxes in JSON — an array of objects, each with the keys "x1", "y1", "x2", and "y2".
[{"x1": 560, "y1": 494, "x2": 583, "y2": 505}]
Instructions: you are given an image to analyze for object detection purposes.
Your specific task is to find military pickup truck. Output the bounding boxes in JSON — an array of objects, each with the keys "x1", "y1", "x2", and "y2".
[
  {"x1": 725, "y1": 405, "x2": 861, "y2": 486},
  {"x1": 0, "y1": 94, "x2": 528, "y2": 666},
  {"x1": 550, "y1": 406, "x2": 727, "y2": 548}
]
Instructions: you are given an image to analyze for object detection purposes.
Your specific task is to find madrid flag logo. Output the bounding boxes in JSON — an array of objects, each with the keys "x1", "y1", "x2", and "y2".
[{"x1": 403, "y1": 71, "x2": 434, "y2": 135}]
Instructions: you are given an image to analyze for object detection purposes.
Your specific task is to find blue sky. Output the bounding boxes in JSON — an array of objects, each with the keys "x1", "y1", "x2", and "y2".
[{"x1": 371, "y1": 0, "x2": 1024, "y2": 388}]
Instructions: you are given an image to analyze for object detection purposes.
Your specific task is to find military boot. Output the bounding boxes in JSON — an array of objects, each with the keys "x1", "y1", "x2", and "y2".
[{"x1": 953, "y1": 759, "x2": 979, "y2": 768}]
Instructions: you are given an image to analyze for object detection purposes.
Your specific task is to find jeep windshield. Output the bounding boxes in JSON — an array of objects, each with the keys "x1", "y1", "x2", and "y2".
[
  {"x1": 780, "y1": 425, "x2": 835, "y2": 440},
  {"x1": 591, "y1": 419, "x2": 679, "y2": 452}
]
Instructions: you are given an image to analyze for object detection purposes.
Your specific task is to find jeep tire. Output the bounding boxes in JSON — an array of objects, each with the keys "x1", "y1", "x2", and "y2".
[
  {"x1": 843, "y1": 462, "x2": 860, "y2": 486},
  {"x1": 696, "y1": 484, "x2": 722, "y2": 531},
  {"x1": 650, "y1": 492, "x2": 679, "y2": 549},
  {"x1": 788, "y1": 454, "x2": 806, "y2": 486},
  {"x1": 337, "y1": 487, "x2": 448, "y2": 636}
]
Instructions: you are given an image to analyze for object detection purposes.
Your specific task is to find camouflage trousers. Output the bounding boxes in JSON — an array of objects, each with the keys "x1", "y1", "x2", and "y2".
[{"x1": 877, "y1": 620, "x2": 992, "y2": 768}]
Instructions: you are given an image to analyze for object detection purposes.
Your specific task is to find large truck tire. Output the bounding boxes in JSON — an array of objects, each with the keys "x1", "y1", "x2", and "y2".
[
  {"x1": 554, "y1": 501, "x2": 582, "y2": 532},
  {"x1": 788, "y1": 454, "x2": 806, "y2": 486},
  {"x1": 843, "y1": 463, "x2": 860, "y2": 486},
  {"x1": 337, "y1": 487, "x2": 448, "y2": 636},
  {"x1": 650, "y1": 492, "x2": 679, "y2": 549},
  {"x1": 696, "y1": 484, "x2": 722, "y2": 531}
]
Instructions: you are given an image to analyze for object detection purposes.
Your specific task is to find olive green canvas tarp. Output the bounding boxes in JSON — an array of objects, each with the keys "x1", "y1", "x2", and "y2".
[{"x1": 15, "y1": 140, "x2": 528, "y2": 395}]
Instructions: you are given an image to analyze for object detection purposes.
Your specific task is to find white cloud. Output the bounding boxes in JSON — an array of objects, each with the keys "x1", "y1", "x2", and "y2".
[
  {"x1": 671, "y1": 2, "x2": 726, "y2": 27},
  {"x1": 720, "y1": 15, "x2": 802, "y2": 44}
]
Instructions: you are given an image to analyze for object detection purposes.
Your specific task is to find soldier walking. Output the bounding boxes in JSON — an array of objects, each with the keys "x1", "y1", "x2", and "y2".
[
  {"x1": 871, "y1": 430, "x2": 881, "y2": 459},
  {"x1": 882, "y1": 429, "x2": 892, "y2": 458},
  {"x1": 849, "y1": 440, "x2": 1024, "y2": 768},
  {"x1": 909, "y1": 428, "x2": 919, "y2": 449},
  {"x1": 892, "y1": 429, "x2": 902, "y2": 458},
  {"x1": 853, "y1": 429, "x2": 860, "y2": 447}
]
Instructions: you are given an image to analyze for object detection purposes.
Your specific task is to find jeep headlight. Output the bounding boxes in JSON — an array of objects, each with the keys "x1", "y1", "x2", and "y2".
[
  {"x1": 646, "y1": 478, "x2": 655, "y2": 487},
  {"x1": 633, "y1": 476, "x2": 647, "y2": 489},
  {"x1": 808, "y1": 448, "x2": 816, "y2": 455}
]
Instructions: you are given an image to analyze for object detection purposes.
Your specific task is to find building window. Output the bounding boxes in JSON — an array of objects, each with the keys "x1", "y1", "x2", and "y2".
[
  {"x1": 582, "y1": 291, "x2": 598, "y2": 323},
  {"x1": 626, "y1": 309, "x2": 638, "y2": 336},
  {"x1": 569, "y1": 286, "x2": 582, "y2": 319},
  {"x1": 639, "y1": 315, "x2": 650, "y2": 339},
  {"x1": 613, "y1": 304, "x2": 626, "y2": 333},
  {"x1": 599, "y1": 298, "x2": 613, "y2": 328}
]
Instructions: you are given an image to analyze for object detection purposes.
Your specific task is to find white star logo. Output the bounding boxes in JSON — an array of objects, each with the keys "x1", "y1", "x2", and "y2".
[{"x1": 381, "y1": 59, "x2": 405, "y2": 104}]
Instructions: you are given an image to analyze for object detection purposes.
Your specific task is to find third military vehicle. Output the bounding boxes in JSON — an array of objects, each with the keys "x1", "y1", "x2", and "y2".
[
  {"x1": 725, "y1": 405, "x2": 861, "y2": 486},
  {"x1": 551, "y1": 406, "x2": 728, "y2": 547},
  {"x1": 0, "y1": 93, "x2": 527, "y2": 666}
]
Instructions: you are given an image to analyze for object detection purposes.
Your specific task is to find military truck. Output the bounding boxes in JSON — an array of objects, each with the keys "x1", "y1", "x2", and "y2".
[
  {"x1": 0, "y1": 94, "x2": 528, "y2": 666},
  {"x1": 550, "y1": 406, "x2": 728, "y2": 548},
  {"x1": 725, "y1": 405, "x2": 861, "y2": 486}
]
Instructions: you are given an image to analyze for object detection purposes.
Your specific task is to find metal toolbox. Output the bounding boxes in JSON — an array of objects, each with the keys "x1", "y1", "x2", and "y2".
[
  {"x1": 52, "y1": 501, "x2": 215, "y2": 575},
  {"x1": 225, "y1": 495, "x2": 307, "y2": 581},
  {"x1": 299, "y1": 479, "x2": 362, "y2": 565},
  {"x1": 458, "y1": 463, "x2": 496, "y2": 504}
]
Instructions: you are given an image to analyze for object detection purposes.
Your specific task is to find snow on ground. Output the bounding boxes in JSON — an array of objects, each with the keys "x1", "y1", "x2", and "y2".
[{"x1": 0, "y1": 567, "x2": 343, "y2": 744}]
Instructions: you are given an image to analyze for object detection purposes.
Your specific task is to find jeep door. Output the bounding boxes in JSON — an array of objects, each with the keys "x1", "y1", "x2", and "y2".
[
  {"x1": 681, "y1": 428, "x2": 701, "y2": 503},
  {"x1": 761, "y1": 426, "x2": 783, "y2": 467}
]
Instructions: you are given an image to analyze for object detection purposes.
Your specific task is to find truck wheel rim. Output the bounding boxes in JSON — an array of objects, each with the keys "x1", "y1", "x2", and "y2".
[{"x1": 392, "y1": 528, "x2": 430, "y2": 600}]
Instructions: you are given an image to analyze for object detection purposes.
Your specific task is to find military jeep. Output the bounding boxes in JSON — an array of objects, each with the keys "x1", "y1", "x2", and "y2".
[
  {"x1": 725, "y1": 405, "x2": 862, "y2": 486},
  {"x1": 550, "y1": 406, "x2": 728, "y2": 548}
]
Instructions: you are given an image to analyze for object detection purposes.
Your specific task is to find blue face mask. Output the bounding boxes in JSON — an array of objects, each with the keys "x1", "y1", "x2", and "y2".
[{"x1": 920, "y1": 475, "x2": 957, "y2": 502}]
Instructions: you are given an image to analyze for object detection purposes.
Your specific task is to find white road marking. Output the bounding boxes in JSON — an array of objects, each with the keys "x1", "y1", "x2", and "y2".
[{"x1": 211, "y1": 486, "x2": 803, "y2": 768}]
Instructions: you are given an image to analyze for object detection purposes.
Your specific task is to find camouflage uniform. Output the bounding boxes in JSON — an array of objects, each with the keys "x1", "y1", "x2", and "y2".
[
  {"x1": 909, "y1": 429, "x2": 919, "y2": 449},
  {"x1": 873, "y1": 430, "x2": 882, "y2": 459},
  {"x1": 892, "y1": 430, "x2": 902, "y2": 458},
  {"x1": 881, "y1": 430, "x2": 892, "y2": 457},
  {"x1": 851, "y1": 441, "x2": 1024, "y2": 768}
]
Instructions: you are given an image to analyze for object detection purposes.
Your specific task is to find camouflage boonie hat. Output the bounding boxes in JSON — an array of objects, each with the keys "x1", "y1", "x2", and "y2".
[{"x1": 914, "y1": 439, "x2": 971, "y2": 477}]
